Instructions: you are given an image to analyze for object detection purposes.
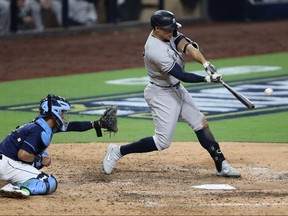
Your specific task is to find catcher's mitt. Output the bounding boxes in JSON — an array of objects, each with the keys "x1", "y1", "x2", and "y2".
[{"x1": 95, "y1": 106, "x2": 118, "y2": 137}]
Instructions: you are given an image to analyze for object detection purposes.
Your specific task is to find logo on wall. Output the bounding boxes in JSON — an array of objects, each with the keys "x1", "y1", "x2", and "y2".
[{"x1": 1, "y1": 75, "x2": 287, "y2": 121}]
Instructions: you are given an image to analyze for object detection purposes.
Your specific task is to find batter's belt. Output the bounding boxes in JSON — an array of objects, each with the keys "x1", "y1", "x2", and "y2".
[{"x1": 150, "y1": 81, "x2": 180, "y2": 88}]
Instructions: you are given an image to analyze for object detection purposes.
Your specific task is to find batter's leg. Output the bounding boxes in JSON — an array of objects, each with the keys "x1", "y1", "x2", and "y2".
[
  {"x1": 120, "y1": 136, "x2": 158, "y2": 155},
  {"x1": 180, "y1": 88, "x2": 240, "y2": 177},
  {"x1": 144, "y1": 84, "x2": 181, "y2": 150},
  {"x1": 195, "y1": 127, "x2": 225, "y2": 172},
  {"x1": 179, "y1": 88, "x2": 224, "y2": 168}
]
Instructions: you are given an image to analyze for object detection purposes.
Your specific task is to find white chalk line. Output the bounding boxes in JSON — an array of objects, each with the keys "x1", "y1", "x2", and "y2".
[
  {"x1": 238, "y1": 167, "x2": 270, "y2": 172},
  {"x1": 124, "y1": 189, "x2": 288, "y2": 196},
  {"x1": 142, "y1": 201, "x2": 288, "y2": 208},
  {"x1": 183, "y1": 202, "x2": 288, "y2": 207}
]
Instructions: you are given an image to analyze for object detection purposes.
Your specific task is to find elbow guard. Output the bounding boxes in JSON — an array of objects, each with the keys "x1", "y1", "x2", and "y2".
[
  {"x1": 183, "y1": 41, "x2": 199, "y2": 54},
  {"x1": 183, "y1": 35, "x2": 199, "y2": 53},
  {"x1": 174, "y1": 33, "x2": 199, "y2": 53},
  {"x1": 174, "y1": 33, "x2": 185, "y2": 46}
]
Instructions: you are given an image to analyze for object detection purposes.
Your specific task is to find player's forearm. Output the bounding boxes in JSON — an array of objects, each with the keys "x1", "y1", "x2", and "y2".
[
  {"x1": 18, "y1": 149, "x2": 35, "y2": 163},
  {"x1": 185, "y1": 46, "x2": 207, "y2": 64}
]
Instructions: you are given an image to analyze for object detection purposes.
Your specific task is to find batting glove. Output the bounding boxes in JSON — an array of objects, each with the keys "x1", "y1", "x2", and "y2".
[
  {"x1": 205, "y1": 73, "x2": 222, "y2": 83},
  {"x1": 203, "y1": 62, "x2": 217, "y2": 75}
]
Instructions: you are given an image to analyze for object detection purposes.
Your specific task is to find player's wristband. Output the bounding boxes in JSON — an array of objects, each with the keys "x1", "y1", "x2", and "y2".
[
  {"x1": 93, "y1": 121, "x2": 102, "y2": 137},
  {"x1": 203, "y1": 62, "x2": 210, "y2": 69},
  {"x1": 33, "y1": 154, "x2": 42, "y2": 164}
]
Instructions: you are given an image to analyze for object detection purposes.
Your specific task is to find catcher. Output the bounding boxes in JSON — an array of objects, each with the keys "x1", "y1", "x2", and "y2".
[{"x1": 0, "y1": 94, "x2": 117, "y2": 198}]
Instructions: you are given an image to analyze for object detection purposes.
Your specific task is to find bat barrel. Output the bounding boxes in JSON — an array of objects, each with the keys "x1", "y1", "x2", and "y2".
[{"x1": 220, "y1": 80, "x2": 255, "y2": 110}]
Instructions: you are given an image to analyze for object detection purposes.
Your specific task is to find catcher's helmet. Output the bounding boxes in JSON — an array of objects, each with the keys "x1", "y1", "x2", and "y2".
[
  {"x1": 39, "y1": 94, "x2": 71, "y2": 130},
  {"x1": 150, "y1": 10, "x2": 181, "y2": 30}
]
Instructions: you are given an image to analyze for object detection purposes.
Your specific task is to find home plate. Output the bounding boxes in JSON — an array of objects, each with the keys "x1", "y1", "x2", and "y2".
[{"x1": 192, "y1": 184, "x2": 236, "y2": 190}]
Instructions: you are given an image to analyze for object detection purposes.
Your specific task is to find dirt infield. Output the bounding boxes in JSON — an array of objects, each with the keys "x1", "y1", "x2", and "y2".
[
  {"x1": 0, "y1": 142, "x2": 287, "y2": 215},
  {"x1": 0, "y1": 19, "x2": 288, "y2": 215}
]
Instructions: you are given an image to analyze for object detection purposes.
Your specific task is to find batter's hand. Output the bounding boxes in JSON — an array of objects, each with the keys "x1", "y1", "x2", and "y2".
[
  {"x1": 205, "y1": 73, "x2": 222, "y2": 83},
  {"x1": 203, "y1": 62, "x2": 217, "y2": 75}
]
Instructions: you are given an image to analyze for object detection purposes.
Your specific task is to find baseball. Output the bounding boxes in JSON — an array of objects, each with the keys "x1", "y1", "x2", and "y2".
[{"x1": 264, "y1": 88, "x2": 273, "y2": 96}]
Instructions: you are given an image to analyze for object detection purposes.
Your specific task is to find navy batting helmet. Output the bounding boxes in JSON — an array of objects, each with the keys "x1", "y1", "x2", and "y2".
[{"x1": 150, "y1": 10, "x2": 181, "y2": 30}]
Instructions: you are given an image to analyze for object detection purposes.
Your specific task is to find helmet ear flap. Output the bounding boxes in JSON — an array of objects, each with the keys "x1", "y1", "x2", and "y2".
[
  {"x1": 39, "y1": 94, "x2": 54, "y2": 116},
  {"x1": 173, "y1": 30, "x2": 177, "y2": 37}
]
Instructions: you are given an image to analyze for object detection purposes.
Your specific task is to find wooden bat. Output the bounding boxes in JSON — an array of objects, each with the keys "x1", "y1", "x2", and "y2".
[{"x1": 219, "y1": 79, "x2": 255, "y2": 110}]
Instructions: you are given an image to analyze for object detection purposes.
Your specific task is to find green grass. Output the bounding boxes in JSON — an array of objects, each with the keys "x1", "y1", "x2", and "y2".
[{"x1": 0, "y1": 52, "x2": 287, "y2": 143}]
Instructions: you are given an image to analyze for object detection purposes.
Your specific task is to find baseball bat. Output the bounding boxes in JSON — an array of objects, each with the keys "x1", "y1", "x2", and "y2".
[{"x1": 219, "y1": 80, "x2": 255, "y2": 110}]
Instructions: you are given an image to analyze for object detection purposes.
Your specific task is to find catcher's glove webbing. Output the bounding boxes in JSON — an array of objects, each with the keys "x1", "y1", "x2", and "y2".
[{"x1": 95, "y1": 106, "x2": 118, "y2": 137}]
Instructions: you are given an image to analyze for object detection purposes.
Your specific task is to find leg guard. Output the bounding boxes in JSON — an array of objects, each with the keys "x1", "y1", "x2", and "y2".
[
  {"x1": 195, "y1": 127, "x2": 225, "y2": 172},
  {"x1": 19, "y1": 172, "x2": 57, "y2": 195}
]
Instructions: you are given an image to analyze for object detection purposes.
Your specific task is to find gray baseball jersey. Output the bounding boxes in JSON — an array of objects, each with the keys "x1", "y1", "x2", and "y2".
[
  {"x1": 143, "y1": 31, "x2": 205, "y2": 150},
  {"x1": 144, "y1": 31, "x2": 184, "y2": 86}
]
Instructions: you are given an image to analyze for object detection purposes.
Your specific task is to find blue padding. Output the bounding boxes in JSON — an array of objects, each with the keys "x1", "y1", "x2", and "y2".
[
  {"x1": 41, "y1": 131, "x2": 50, "y2": 146},
  {"x1": 20, "y1": 173, "x2": 57, "y2": 195},
  {"x1": 35, "y1": 118, "x2": 52, "y2": 147}
]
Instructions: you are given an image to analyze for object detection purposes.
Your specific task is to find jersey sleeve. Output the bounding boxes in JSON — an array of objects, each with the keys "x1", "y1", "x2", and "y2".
[{"x1": 20, "y1": 127, "x2": 43, "y2": 155}]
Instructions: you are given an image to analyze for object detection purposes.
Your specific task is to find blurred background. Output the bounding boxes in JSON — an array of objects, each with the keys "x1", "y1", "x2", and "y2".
[{"x1": 1, "y1": 0, "x2": 288, "y2": 36}]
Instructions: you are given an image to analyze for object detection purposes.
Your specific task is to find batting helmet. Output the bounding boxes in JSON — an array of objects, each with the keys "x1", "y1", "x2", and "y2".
[
  {"x1": 150, "y1": 10, "x2": 181, "y2": 30},
  {"x1": 39, "y1": 94, "x2": 71, "y2": 130}
]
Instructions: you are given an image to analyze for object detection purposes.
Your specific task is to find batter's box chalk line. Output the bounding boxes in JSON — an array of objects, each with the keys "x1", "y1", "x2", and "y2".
[
  {"x1": 192, "y1": 184, "x2": 236, "y2": 190},
  {"x1": 238, "y1": 167, "x2": 270, "y2": 173}
]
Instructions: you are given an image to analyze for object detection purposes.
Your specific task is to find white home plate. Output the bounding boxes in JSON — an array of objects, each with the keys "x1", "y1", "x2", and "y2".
[{"x1": 192, "y1": 184, "x2": 236, "y2": 190}]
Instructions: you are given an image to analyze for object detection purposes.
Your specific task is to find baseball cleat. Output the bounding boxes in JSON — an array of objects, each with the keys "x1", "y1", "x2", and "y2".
[
  {"x1": 0, "y1": 183, "x2": 30, "y2": 199},
  {"x1": 103, "y1": 144, "x2": 122, "y2": 175},
  {"x1": 216, "y1": 160, "x2": 241, "y2": 177}
]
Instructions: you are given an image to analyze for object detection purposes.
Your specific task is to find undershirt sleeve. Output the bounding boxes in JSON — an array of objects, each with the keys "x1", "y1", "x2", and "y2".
[
  {"x1": 65, "y1": 121, "x2": 93, "y2": 132},
  {"x1": 168, "y1": 63, "x2": 205, "y2": 83}
]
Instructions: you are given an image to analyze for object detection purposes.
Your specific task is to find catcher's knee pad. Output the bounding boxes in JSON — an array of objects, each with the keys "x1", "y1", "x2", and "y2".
[{"x1": 20, "y1": 172, "x2": 57, "y2": 195}]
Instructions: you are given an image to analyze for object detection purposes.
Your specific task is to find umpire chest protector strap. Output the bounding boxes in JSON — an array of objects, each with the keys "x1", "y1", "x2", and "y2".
[{"x1": 35, "y1": 118, "x2": 52, "y2": 147}]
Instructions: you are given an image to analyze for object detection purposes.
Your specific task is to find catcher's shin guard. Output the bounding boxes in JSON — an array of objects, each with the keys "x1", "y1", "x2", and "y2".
[{"x1": 19, "y1": 172, "x2": 57, "y2": 195}]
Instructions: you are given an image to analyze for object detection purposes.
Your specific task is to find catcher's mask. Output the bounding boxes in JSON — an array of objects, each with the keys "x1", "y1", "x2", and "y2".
[
  {"x1": 150, "y1": 10, "x2": 182, "y2": 31},
  {"x1": 39, "y1": 94, "x2": 71, "y2": 130}
]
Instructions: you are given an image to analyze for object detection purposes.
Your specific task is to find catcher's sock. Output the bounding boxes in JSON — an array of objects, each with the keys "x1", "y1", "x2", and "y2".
[
  {"x1": 195, "y1": 128, "x2": 225, "y2": 172},
  {"x1": 120, "y1": 136, "x2": 157, "y2": 156}
]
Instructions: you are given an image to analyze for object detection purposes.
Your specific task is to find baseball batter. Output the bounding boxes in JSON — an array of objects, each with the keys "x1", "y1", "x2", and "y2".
[
  {"x1": 0, "y1": 94, "x2": 117, "y2": 198},
  {"x1": 103, "y1": 10, "x2": 240, "y2": 177}
]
